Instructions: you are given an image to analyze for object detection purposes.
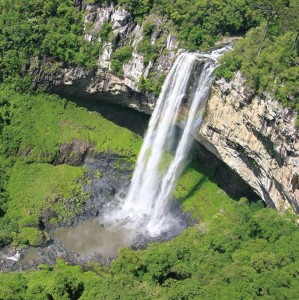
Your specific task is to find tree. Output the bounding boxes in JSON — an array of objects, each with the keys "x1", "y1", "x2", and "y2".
[
  {"x1": 248, "y1": 0, "x2": 290, "y2": 57},
  {"x1": 279, "y1": 0, "x2": 299, "y2": 53}
]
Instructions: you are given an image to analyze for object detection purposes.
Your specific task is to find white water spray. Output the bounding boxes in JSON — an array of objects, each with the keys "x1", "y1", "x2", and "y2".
[{"x1": 104, "y1": 46, "x2": 230, "y2": 237}]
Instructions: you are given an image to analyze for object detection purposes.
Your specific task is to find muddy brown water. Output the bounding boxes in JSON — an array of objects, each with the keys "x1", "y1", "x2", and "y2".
[{"x1": 53, "y1": 219, "x2": 135, "y2": 257}]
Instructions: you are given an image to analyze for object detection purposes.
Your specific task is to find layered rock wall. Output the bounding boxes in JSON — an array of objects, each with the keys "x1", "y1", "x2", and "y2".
[
  {"x1": 32, "y1": 4, "x2": 180, "y2": 114},
  {"x1": 197, "y1": 72, "x2": 299, "y2": 212}
]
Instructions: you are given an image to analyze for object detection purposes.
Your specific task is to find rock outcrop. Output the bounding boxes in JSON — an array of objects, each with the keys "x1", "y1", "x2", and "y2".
[{"x1": 29, "y1": 4, "x2": 299, "y2": 212}]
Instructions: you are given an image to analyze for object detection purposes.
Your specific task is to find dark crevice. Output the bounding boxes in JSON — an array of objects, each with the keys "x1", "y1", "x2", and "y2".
[
  {"x1": 192, "y1": 142, "x2": 260, "y2": 202},
  {"x1": 273, "y1": 178, "x2": 299, "y2": 213},
  {"x1": 225, "y1": 138, "x2": 262, "y2": 178},
  {"x1": 259, "y1": 185, "x2": 276, "y2": 208},
  {"x1": 247, "y1": 123, "x2": 284, "y2": 167}
]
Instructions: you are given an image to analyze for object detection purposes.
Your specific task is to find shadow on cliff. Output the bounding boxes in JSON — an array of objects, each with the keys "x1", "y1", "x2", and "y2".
[
  {"x1": 64, "y1": 96, "x2": 150, "y2": 137},
  {"x1": 186, "y1": 142, "x2": 261, "y2": 203}
]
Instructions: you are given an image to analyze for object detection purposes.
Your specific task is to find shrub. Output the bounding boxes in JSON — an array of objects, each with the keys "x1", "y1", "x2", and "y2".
[{"x1": 110, "y1": 46, "x2": 133, "y2": 76}]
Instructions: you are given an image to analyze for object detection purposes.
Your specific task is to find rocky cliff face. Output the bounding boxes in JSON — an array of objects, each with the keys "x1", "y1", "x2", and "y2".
[
  {"x1": 31, "y1": 4, "x2": 180, "y2": 114},
  {"x1": 197, "y1": 72, "x2": 299, "y2": 212},
  {"x1": 30, "y1": 4, "x2": 299, "y2": 213}
]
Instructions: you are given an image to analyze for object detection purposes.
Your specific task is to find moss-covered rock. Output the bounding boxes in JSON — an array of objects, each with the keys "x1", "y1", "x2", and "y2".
[{"x1": 16, "y1": 227, "x2": 44, "y2": 246}]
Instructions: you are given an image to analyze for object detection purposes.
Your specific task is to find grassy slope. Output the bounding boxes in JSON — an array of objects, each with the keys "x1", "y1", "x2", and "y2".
[{"x1": 1, "y1": 91, "x2": 141, "y2": 162}]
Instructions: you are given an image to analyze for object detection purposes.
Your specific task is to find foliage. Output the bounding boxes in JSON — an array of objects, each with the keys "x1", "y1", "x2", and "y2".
[
  {"x1": 0, "y1": 0, "x2": 99, "y2": 91},
  {"x1": 110, "y1": 46, "x2": 134, "y2": 76},
  {"x1": 137, "y1": 39, "x2": 160, "y2": 66},
  {"x1": 0, "y1": 198, "x2": 298, "y2": 299},
  {"x1": 0, "y1": 89, "x2": 141, "y2": 246},
  {"x1": 0, "y1": 91, "x2": 298, "y2": 296},
  {"x1": 118, "y1": 0, "x2": 154, "y2": 20},
  {"x1": 138, "y1": 73, "x2": 166, "y2": 96},
  {"x1": 98, "y1": 22, "x2": 113, "y2": 41},
  {"x1": 142, "y1": 21, "x2": 157, "y2": 37},
  {"x1": 1, "y1": 162, "x2": 86, "y2": 245},
  {"x1": 95, "y1": 0, "x2": 259, "y2": 49},
  {"x1": 143, "y1": 0, "x2": 258, "y2": 49},
  {"x1": 0, "y1": 1, "x2": 298, "y2": 298},
  {"x1": 0, "y1": 90, "x2": 141, "y2": 162}
]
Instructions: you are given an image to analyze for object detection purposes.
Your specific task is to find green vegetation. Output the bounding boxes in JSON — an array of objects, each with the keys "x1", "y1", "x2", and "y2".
[
  {"x1": 0, "y1": 0, "x2": 99, "y2": 91},
  {"x1": 0, "y1": 90, "x2": 299, "y2": 300},
  {"x1": 115, "y1": 0, "x2": 258, "y2": 49},
  {"x1": 151, "y1": 0, "x2": 259, "y2": 50},
  {"x1": 118, "y1": 0, "x2": 154, "y2": 20},
  {"x1": 98, "y1": 22, "x2": 113, "y2": 41},
  {"x1": 0, "y1": 89, "x2": 141, "y2": 246},
  {"x1": 216, "y1": 0, "x2": 299, "y2": 125},
  {"x1": 0, "y1": 90, "x2": 141, "y2": 162},
  {"x1": 1, "y1": 0, "x2": 296, "y2": 120},
  {"x1": 1, "y1": 87, "x2": 297, "y2": 299},
  {"x1": 0, "y1": 0, "x2": 298, "y2": 298},
  {"x1": 92, "y1": 0, "x2": 298, "y2": 123},
  {"x1": 0, "y1": 169, "x2": 298, "y2": 298},
  {"x1": 4, "y1": 162, "x2": 86, "y2": 245},
  {"x1": 114, "y1": 0, "x2": 258, "y2": 49},
  {"x1": 138, "y1": 73, "x2": 166, "y2": 96},
  {"x1": 0, "y1": 89, "x2": 298, "y2": 298},
  {"x1": 110, "y1": 46, "x2": 134, "y2": 76},
  {"x1": 137, "y1": 39, "x2": 160, "y2": 66}
]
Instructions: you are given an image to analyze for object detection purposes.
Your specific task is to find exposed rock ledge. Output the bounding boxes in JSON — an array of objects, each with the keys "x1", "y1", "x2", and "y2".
[{"x1": 29, "y1": 5, "x2": 298, "y2": 213}]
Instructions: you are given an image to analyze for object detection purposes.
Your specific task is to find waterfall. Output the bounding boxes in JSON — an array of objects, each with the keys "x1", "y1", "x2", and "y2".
[{"x1": 104, "y1": 46, "x2": 230, "y2": 237}]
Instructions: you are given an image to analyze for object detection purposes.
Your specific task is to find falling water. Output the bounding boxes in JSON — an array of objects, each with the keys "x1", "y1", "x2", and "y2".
[{"x1": 104, "y1": 46, "x2": 230, "y2": 237}]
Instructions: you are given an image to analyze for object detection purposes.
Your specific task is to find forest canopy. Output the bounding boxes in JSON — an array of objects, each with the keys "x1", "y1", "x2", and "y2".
[{"x1": 0, "y1": 0, "x2": 99, "y2": 90}]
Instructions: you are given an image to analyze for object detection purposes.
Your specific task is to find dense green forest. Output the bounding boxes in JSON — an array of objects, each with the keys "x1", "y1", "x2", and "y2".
[
  {"x1": 0, "y1": 0, "x2": 298, "y2": 299},
  {"x1": 1, "y1": 183, "x2": 299, "y2": 298}
]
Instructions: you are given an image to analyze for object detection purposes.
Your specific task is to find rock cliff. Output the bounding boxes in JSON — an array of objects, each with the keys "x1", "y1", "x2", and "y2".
[
  {"x1": 32, "y1": 4, "x2": 179, "y2": 114},
  {"x1": 30, "y1": 4, "x2": 298, "y2": 212},
  {"x1": 197, "y1": 72, "x2": 299, "y2": 212}
]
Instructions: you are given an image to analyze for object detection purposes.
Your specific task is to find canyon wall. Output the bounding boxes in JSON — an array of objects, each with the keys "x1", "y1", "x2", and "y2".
[
  {"x1": 198, "y1": 73, "x2": 299, "y2": 212},
  {"x1": 31, "y1": 4, "x2": 299, "y2": 212}
]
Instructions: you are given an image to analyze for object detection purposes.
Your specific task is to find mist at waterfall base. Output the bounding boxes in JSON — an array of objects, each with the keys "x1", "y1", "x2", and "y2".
[{"x1": 54, "y1": 47, "x2": 230, "y2": 258}]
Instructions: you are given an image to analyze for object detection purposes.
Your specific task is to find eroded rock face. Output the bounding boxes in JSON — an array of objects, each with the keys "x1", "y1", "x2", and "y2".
[{"x1": 197, "y1": 72, "x2": 299, "y2": 212}]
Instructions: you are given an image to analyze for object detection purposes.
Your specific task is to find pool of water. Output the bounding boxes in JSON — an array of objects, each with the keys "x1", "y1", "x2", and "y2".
[{"x1": 53, "y1": 219, "x2": 135, "y2": 257}]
